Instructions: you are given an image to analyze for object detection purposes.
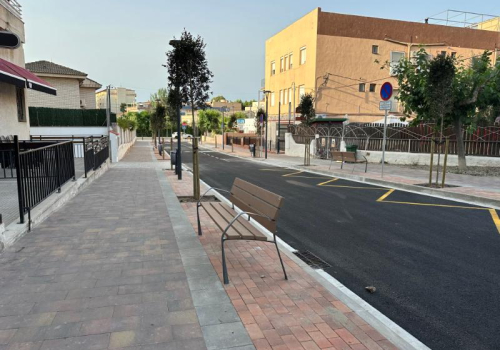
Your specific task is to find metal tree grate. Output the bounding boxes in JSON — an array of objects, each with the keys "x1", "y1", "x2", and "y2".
[{"x1": 293, "y1": 250, "x2": 331, "y2": 269}]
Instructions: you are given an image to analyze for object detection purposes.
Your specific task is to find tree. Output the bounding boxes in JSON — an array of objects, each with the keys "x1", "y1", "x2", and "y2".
[
  {"x1": 212, "y1": 95, "x2": 226, "y2": 103},
  {"x1": 228, "y1": 111, "x2": 246, "y2": 129},
  {"x1": 198, "y1": 109, "x2": 221, "y2": 134},
  {"x1": 166, "y1": 29, "x2": 213, "y2": 199},
  {"x1": 135, "y1": 111, "x2": 151, "y2": 137},
  {"x1": 120, "y1": 103, "x2": 127, "y2": 115},
  {"x1": 150, "y1": 104, "x2": 166, "y2": 146},
  {"x1": 298, "y1": 93, "x2": 315, "y2": 125},
  {"x1": 150, "y1": 88, "x2": 169, "y2": 108},
  {"x1": 117, "y1": 112, "x2": 137, "y2": 131},
  {"x1": 255, "y1": 108, "x2": 265, "y2": 135},
  {"x1": 394, "y1": 49, "x2": 500, "y2": 170}
]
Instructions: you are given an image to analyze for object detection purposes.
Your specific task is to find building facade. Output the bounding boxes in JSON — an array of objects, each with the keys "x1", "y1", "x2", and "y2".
[
  {"x1": 25, "y1": 61, "x2": 101, "y2": 109},
  {"x1": 96, "y1": 87, "x2": 137, "y2": 114},
  {"x1": 265, "y1": 8, "x2": 500, "y2": 123},
  {"x1": 0, "y1": 1, "x2": 56, "y2": 139}
]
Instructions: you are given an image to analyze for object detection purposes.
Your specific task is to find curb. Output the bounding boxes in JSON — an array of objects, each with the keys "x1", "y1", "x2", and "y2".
[
  {"x1": 181, "y1": 165, "x2": 430, "y2": 350},
  {"x1": 0, "y1": 162, "x2": 110, "y2": 251},
  {"x1": 200, "y1": 144, "x2": 500, "y2": 210}
]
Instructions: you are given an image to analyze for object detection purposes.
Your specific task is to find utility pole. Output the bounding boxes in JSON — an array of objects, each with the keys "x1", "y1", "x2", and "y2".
[
  {"x1": 176, "y1": 89, "x2": 182, "y2": 180},
  {"x1": 292, "y1": 82, "x2": 296, "y2": 123},
  {"x1": 222, "y1": 108, "x2": 225, "y2": 150},
  {"x1": 263, "y1": 90, "x2": 271, "y2": 159},
  {"x1": 106, "y1": 85, "x2": 111, "y2": 161},
  {"x1": 277, "y1": 102, "x2": 280, "y2": 154}
]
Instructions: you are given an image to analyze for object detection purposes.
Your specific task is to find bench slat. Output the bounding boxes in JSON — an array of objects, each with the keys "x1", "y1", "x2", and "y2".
[
  {"x1": 229, "y1": 196, "x2": 277, "y2": 233},
  {"x1": 202, "y1": 203, "x2": 241, "y2": 240},
  {"x1": 233, "y1": 178, "x2": 283, "y2": 208},
  {"x1": 230, "y1": 185, "x2": 280, "y2": 221},
  {"x1": 217, "y1": 204, "x2": 268, "y2": 241}
]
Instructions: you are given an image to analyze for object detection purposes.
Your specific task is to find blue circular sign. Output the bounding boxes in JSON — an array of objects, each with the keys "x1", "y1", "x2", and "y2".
[{"x1": 380, "y1": 82, "x2": 393, "y2": 101}]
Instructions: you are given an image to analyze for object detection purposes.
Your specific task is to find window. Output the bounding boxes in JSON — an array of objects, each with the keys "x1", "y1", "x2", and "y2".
[
  {"x1": 16, "y1": 87, "x2": 25, "y2": 122},
  {"x1": 359, "y1": 83, "x2": 366, "y2": 92},
  {"x1": 390, "y1": 51, "x2": 405, "y2": 76},
  {"x1": 369, "y1": 84, "x2": 376, "y2": 92},
  {"x1": 451, "y1": 52, "x2": 457, "y2": 58},
  {"x1": 289, "y1": 53, "x2": 293, "y2": 69},
  {"x1": 271, "y1": 61, "x2": 276, "y2": 76},
  {"x1": 372, "y1": 45, "x2": 379, "y2": 54},
  {"x1": 288, "y1": 88, "x2": 292, "y2": 104},
  {"x1": 440, "y1": 51, "x2": 447, "y2": 56},
  {"x1": 279, "y1": 90, "x2": 283, "y2": 105},
  {"x1": 299, "y1": 85, "x2": 305, "y2": 98},
  {"x1": 271, "y1": 92, "x2": 275, "y2": 107},
  {"x1": 284, "y1": 55, "x2": 288, "y2": 71},
  {"x1": 300, "y1": 47, "x2": 306, "y2": 65},
  {"x1": 284, "y1": 88, "x2": 288, "y2": 105},
  {"x1": 280, "y1": 57, "x2": 284, "y2": 72}
]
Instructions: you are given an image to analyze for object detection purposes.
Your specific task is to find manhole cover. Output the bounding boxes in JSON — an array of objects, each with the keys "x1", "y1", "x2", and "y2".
[
  {"x1": 177, "y1": 195, "x2": 220, "y2": 203},
  {"x1": 293, "y1": 250, "x2": 331, "y2": 269}
]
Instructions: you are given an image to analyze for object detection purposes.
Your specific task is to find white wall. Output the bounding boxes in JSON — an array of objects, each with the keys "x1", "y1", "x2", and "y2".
[
  {"x1": 30, "y1": 126, "x2": 107, "y2": 136},
  {"x1": 284, "y1": 132, "x2": 316, "y2": 157},
  {"x1": 0, "y1": 83, "x2": 30, "y2": 139}
]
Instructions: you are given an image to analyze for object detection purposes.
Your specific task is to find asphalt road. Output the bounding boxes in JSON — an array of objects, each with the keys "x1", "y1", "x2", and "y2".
[{"x1": 171, "y1": 142, "x2": 500, "y2": 350}]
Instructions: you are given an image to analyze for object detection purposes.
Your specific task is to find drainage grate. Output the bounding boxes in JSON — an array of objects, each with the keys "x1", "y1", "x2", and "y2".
[
  {"x1": 293, "y1": 250, "x2": 331, "y2": 269},
  {"x1": 177, "y1": 195, "x2": 220, "y2": 203}
]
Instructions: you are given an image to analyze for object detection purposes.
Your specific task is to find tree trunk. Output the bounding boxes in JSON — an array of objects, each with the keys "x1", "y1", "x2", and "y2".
[{"x1": 454, "y1": 118, "x2": 467, "y2": 171}]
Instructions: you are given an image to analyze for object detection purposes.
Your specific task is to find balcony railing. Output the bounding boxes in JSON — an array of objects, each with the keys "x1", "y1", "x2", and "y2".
[{"x1": 0, "y1": 0, "x2": 22, "y2": 19}]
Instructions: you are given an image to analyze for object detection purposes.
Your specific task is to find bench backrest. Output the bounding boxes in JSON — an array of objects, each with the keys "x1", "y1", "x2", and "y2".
[
  {"x1": 229, "y1": 178, "x2": 284, "y2": 234},
  {"x1": 342, "y1": 152, "x2": 356, "y2": 162},
  {"x1": 331, "y1": 151, "x2": 343, "y2": 161}
]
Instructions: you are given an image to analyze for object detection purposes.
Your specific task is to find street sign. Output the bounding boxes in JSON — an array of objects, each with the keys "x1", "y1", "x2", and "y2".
[
  {"x1": 237, "y1": 119, "x2": 245, "y2": 125},
  {"x1": 380, "y1": 82, "x2": 393, "y2": 101},
  {"x1": 379, "y1": 101, "x2": 392, "y2": 110},
  {"x1": 182, "y1": 124, "x2": 187, "y2": 130}
]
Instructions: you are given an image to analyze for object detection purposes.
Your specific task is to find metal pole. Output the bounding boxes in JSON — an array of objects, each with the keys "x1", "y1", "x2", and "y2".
[
  {"x1": 293, "y1": 82, "x2": 296, "y2": 123},
  {"x1": 14, "y1": 135, "x2": 25, "y2": 224},
  {"x1": 177, "y1": 97, "x2": 182, "y2": 180},
  {"x1": 381, "y1": 109, "x2": 388, "y2": 177},
  {"x1": 441, "y1": 137, "x2": 450, "y2": 188},
  {"x1": 277, "y1": 102, "x2": 281, "y2": 154},
  {"x1": 265, "y1": 95, "x2": 268, "y2": 159},
  {"x1": 106, "y1": 85, "x2": 111, "y2": 161},
  {"x1": 429, "y1": 139, "x2": 434, "y2": 187},
  {"x1": 222, "y1": 110, "x2": 225, "y2": 150},
  {"x1": 288, "y1": 101, "x2": 291, "y2": 125},
  {"x1": 435, "y1": 115, "x2": 444, "y2": 187}
]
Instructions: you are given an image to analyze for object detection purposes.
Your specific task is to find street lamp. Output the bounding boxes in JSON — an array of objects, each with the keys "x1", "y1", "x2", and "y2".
[
  {"x1": 168, "y1": 39, "x2": 182, "y2": 180},
  {"x1": 262, "y1": 90, "x2": 271, "y2": 159}
]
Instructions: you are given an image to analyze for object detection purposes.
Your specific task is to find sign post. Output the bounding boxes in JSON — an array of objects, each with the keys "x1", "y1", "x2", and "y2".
[{"x1": 379, "y1": 82, "x2": 393, "y2": 178}]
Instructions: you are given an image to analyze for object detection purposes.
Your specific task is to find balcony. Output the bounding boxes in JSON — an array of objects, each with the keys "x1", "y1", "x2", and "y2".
[{"x1": 0, "y1": 0, "x2": 22, "y2": 20}]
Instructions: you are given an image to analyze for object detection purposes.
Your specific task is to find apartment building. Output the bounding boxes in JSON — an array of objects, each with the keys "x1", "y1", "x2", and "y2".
[
  {"x1": 0, "y1": 0, "x2": 56, "y2": 139},
  {"x1": 96, "y1": 87, "x2": 137, "y2": 114},
  {"x1": 265, "y1": 8, "x2": 500, "y2": 123},
  {"x1": 26, "y1": 60, "x2": 101, "y2": 109}
]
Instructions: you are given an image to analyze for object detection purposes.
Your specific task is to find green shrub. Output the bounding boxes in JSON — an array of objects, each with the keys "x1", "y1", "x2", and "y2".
[{"x1": 29, "y1": 107, "x2": 116, "y2": 127}]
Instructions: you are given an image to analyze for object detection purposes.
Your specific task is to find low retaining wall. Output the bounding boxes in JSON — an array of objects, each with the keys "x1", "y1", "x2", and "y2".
[
  {"x1": 359, "y1": 150, "x2": 500, "y2": 167},
  {"x1": 285, "y1": 132, "x2": 315, "y2": 157}
]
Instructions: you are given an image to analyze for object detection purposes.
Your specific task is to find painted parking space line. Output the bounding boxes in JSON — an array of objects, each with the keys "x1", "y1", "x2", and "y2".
[
  {"x1": 282, "y1": 171, "x2": 331, "y2": 179},
  {"x1": 321, "y1": 184, "x2": 389, "y2": 190},
  {"x1": 490, "y1": 209, "x2": 500, "y2": 234},
  {"x1": 318, "y1": 178, "x2": 339, "y2": 186}
]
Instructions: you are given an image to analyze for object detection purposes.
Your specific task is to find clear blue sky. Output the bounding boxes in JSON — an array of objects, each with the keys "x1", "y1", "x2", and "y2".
[{"x1": 23, "y1": 0, "x2": 500, "y2": 102}]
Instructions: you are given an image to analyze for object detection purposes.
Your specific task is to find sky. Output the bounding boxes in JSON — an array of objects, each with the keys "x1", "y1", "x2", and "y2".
[{"x1": 23, "y1": 0, "x2": 500, "y2": 102}]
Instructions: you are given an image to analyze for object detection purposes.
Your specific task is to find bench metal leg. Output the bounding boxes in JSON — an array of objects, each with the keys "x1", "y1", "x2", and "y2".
[
  {"x1": 197, "y1": 203, "x2": 202, "y2": 236},
  {"x1": 365, "y1": 162, "x2": 367, "y2": 173},
  {"x1": 221, "y1": 237, "x2": 229, "y2": 284},
  {"x1": 274, "y1": 239, "x2": 288, "y2": 280}
]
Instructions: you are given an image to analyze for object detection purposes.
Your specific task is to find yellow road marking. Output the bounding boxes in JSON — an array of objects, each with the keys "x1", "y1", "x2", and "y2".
[
  {"x1": 283, "y1": 171, "x2": 304, "y2": 177},
  {"x1": 490, "y1": 209, "x2": 500, "y2": 234},
  {"x1": 318, "y1": 178, "x2": 339, "y2": 186},
  {"x1": 377, "y1": 189, "x2": 395, "y2": 202},
  {"x1": 322, "y1": 185, "x2": 388, "y2": 190},
  {"x1": 260, "y1": 168, "x2": 289, "y2": 171},
  {"x1": 381, "y1": 200, "x2": 488, "y2": 210}
]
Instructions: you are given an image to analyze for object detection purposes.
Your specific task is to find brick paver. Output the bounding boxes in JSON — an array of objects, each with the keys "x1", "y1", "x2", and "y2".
[
  {"x1": 0, "y1": 142, "x2": 206, "y2": 350},
  {"x1": 166, "y1": 168, "x2": 399, "y2": 350}
]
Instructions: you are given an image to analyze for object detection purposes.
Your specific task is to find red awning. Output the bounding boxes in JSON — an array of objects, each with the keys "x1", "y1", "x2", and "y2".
[{"x1": 0, "y1": 58, "x2": 56, "y2": 95}]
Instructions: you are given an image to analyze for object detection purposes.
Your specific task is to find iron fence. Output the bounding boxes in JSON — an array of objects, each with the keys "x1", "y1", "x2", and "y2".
[
  {"x1": 82, "y1": 137, "x2": 109, "y2": 177},
  {"x1": 13, "y1": 136, "x2": 76, "y2": 224}
]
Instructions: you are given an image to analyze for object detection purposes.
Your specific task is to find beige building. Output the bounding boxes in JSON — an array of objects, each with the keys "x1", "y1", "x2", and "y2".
[
  {"x1": 265, "y1": 8, "x2": 500, "y2": 123},
  {"x1": 96, "y1": 87, "x2": 137, "y2": 114},
  {"x1": 26, "y1": 61, "x2": 101, "y2": 109},
  {"x1": 211, "y1": 101, "x2": 242, "y2": 112},
  {"x1": 0, "y1": 0, "x2": 55, "y2": 139}
]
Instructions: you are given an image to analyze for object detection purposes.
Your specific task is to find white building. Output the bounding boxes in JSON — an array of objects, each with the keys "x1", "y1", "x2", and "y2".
[{"x1": 95, "y1": 87, "x2": 137, "y2": 114}]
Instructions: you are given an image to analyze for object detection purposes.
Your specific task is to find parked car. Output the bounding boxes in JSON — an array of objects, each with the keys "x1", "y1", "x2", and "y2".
[{"x1": 172, "y1": 132, "x2": 193, "y2": 139}]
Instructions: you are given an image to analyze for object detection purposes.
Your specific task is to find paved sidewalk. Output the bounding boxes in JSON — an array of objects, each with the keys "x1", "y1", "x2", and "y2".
[
  {"x1": 0, "y1": 142, "x2": 213, "y2": 350},
  {"x1": 198, "y1": 141, "x2": 500, "y2": 205},
  {"x1": 166, "y1": 170, "x2": 399, "y2": 350}
]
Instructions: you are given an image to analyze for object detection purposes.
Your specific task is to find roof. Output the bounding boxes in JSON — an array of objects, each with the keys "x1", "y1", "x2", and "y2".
[
  {"x1": 26, "y1": 60, "x2": 87, "y2": 77},
  {"x1": 0, "y1": 58, "x2": 57, "y2": 95},
  {"x1": 311, "y1": 117, "x2": 348, "y2": 123},
  {"x1": 81, "y1": 78, "x2": 101, "y2": 89}
]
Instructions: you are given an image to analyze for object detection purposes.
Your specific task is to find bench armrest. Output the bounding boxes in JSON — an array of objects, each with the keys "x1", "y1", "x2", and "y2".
[
  {"x1": 222, "y1": 211, "x2": 269, "y2": 239},
  {"x1": 198, "y1": 187, "x2": 231, "y2": 207}
]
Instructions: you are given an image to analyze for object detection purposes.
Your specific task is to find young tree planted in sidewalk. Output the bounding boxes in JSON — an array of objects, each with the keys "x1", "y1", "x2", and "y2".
[
  {"x1": 255, "y1": 108, "x2": 265, "y2": 135},
  {"x1": 298, "y1": 93, "x2": 315, "y2": 125},
  {"x1": 150, "y1": 103, "x2": 166, "y2": 146},
  {"x1": 135, "y1": 111, "x2": 151, "y2": 137},
  {"x1": 166, "y1": 29, "x2": 213, "y2": 199},
  {"x1": 198, "y1": 109, "x2": 222, "y2": 135},
  {"x1": 394, "y1": 49, "x2": 500, "y2": 171}
]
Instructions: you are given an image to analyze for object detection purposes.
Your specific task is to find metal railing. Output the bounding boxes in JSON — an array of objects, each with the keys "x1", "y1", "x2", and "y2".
[
  {"x1": 13, "y1": 136, "x2": 76, "y2": 224},
  {"x1": 83, "y1": 136, "x2": 109, "y2": 177}
]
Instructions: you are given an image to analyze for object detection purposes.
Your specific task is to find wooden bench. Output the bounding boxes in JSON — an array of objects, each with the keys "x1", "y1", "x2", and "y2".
[
  {"x1": 197, "y1": 178, "x2": 288, "y2": 284},
  {"x1": 330, "y1": 151, "x2": 368, "y2": 173}
]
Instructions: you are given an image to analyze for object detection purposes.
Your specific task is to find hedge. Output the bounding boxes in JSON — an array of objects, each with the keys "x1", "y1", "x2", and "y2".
[{"x1": 29, "y1": 107, "x2": 117, "y2": 127}]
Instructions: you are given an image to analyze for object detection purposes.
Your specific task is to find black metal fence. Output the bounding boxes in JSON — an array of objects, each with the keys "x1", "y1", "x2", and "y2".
[
  {"x1": 0, "y1": 146, "x2": 15, "y2": 179},
  {"x1": 83, "y1": 137, "x2": 109, "y2": 177}
]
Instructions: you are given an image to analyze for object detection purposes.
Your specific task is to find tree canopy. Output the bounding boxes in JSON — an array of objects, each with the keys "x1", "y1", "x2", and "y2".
[
  {"x1": 212, "y1": 95, "x2": 226, "y2": 103},
  {"x1": 198, "y1": 109, "x2": 222, "y2": 134},
  {"x1": 298, "y1": 93, "x2": 315, "y2": 125}
]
